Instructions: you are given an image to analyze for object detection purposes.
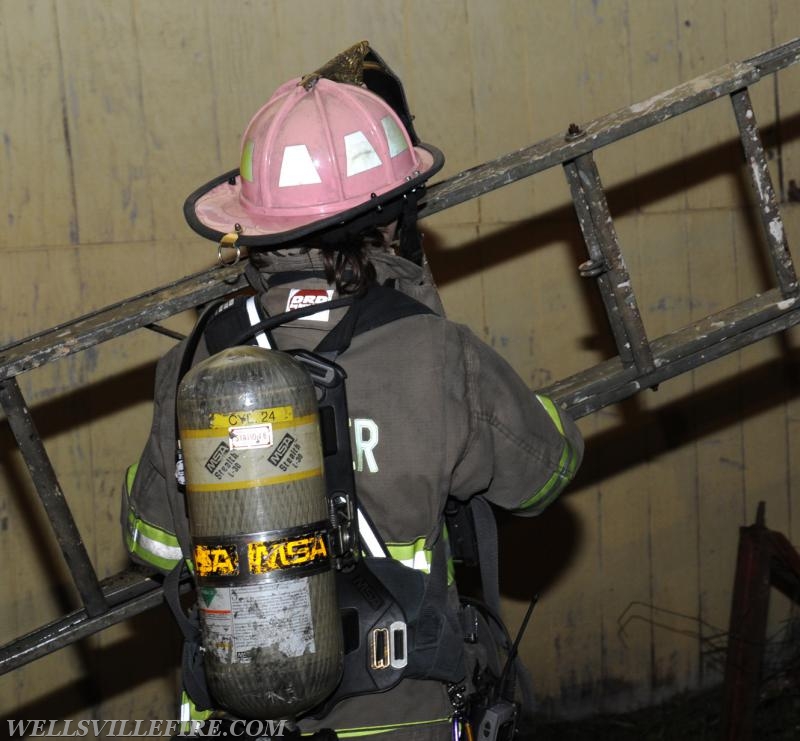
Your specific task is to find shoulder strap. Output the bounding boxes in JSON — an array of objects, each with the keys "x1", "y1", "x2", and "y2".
[
  {"x1": 163, "y1": 301, "x2": 225, "y2": 560},
  {"x1": 315, "y1": 284, "x2": 434, "y2": 356},
  {"x1": 205, "y1": 295, "x2": 273, "y2": 353},
  {"x1": 163, "y1": 561, "x2": 214, "y2": 711}
]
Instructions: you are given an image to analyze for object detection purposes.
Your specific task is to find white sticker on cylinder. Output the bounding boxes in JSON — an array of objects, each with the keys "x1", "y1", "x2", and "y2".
[
  {"x1": 229, "y1": 423, "x2": 273, "y2": 450},
  {"x1": 199, "y1": 579, "x2": 315, "y2": 664}
]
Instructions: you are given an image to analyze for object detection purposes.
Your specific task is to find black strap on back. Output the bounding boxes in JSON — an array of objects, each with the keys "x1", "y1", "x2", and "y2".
[
  {"x1": 449, "y1": 496, "x2": 537, "y2": 720},
  {"x1": 315, "y1": 284, "x2": 433, "y2": 355},
  {"x1": 215, "y1": 283, "x2": 434, "y2": 357},
  {"x1": 164, "y1": 561, "x2": 214, "y2": 710}
]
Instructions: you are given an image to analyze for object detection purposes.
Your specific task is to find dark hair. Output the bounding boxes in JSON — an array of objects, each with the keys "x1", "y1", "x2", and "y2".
[
  {"x1": 247, "y1": 225, "x2": 393, "y2": 295},
  {"x1": 318, "y1": 226, "x2": 386, "y2": 295}
]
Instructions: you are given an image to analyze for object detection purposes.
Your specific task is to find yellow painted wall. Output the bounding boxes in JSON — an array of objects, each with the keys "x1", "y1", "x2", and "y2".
[{"x1": 1, "y1": 0, "x2": 799, "y2": 727}]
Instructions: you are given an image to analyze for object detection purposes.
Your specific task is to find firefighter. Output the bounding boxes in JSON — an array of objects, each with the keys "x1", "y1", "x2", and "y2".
[{"x1": 121, "y1": 43, "x2": 583, "y2": 740}]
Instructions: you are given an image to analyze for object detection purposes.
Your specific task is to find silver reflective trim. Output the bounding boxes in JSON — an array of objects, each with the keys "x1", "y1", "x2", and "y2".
[
  {"x1": 357, "y1": 508, "x2": 387, "y2": 558},
  {"x1": 246, "y1": 296, "x2": 271, "y2": 348},
  {"x1": 131, "y1": 526, "x2": 183, "y2": 562}
]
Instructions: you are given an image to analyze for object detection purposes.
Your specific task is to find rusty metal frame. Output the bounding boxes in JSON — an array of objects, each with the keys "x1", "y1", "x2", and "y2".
[
  {"x1": 2, "y1": 38, "x2": 800, "y2": 676},
  {"x1": 720, "y1": 503, "x2": 800, "y2": 740}
]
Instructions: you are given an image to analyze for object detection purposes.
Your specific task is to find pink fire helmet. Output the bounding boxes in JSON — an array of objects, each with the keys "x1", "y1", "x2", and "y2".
[{"x1": 184, "y1": 67, "x2": 443, "y2": 249}]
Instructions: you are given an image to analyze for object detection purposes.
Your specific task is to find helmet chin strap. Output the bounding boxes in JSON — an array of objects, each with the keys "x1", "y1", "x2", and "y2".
[{"x1": 397, "y1": 190, "x2": 423, "y2": 264}]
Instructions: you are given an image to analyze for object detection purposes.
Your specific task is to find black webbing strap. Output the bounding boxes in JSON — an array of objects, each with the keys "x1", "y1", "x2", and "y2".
[
  {"x1": 162, "y1": 301, "x2": 226, "y2": 560},
  {"x1": 164, "y1": 561, "x2": 214, "y2": 711},
  {"x1": 470, "y1": 496, "x2": 536, "y2": 717},
  {"x1": 229, "y1": 295, "x2": 356, "y2": 347},
  {"x1": 162, "y1": 301, "x2": 229, "y2": 711},
  {"x1": 315, "y1": 284, "x2": 434, "y2": 355}
]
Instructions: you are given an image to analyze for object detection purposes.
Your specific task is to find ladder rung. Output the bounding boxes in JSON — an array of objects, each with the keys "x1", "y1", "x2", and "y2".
[
  {"x1": 731, "y1": 87, "x2": 799, "y2": 297},
  {"x1": 567, "y1": 154, "x2": 655, "y2": 374},
  {"x1": 564, "y1": 160, "x2": 634, "y2": 365},
  {"x1": 0, "y1": 378, "x2": 107, "y2": 617}
]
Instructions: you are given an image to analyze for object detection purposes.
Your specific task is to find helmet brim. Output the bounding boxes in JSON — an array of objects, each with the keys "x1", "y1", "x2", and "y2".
[{"x1": 184, "y1": 143, "x2": 444, "y2": 248}]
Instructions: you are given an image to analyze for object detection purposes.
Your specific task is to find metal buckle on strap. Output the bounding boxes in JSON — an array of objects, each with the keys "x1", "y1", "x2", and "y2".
[
  {"x1": 217, "y1": 225, "x2": 243, "y2": 266},
  {"x1": 369, "y1": 621, "x2": 407, "y2": 670}
]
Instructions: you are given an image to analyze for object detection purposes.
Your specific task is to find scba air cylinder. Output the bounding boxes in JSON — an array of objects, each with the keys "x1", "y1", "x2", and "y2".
[{"x1": 177, "y1": 346, "x2": 343, "y2": 720}]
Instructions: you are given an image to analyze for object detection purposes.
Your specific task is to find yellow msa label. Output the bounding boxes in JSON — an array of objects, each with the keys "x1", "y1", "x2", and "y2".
[
  {"x1": 193, "y1": 528, "x2": 330, "y2": 581},
  {"x1": 194, "y1": 544, "x2": 239, "y2": 578},
  {"x1": 248, "y1": 533, "x2": 328, "y2": 575},
  {"x1": 209, "y1": 406, "x2": 294, "y2": 429}
]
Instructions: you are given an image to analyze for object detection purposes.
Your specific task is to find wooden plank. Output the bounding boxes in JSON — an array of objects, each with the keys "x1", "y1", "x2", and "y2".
[
  {"x1": 732, "y1": 199, "x2": 794, "y2": 667},
  {"x1": 423, "y1": 224, "x2": 486, "y2": 333},
  {"x1": 583, "y1": 5, "x2": 680, "y2": 708},
  {"x1": 688, "y1": 209, "x2": 746, "y2": 688},
  {"x1": 404, "y1": 0, "x2": 478, "y2": 227},
  {"x1": 0, "y1": 0, "x2": 75, "y2": 249},
  {"x1": 628, "y1": 0, "x2": 686, "y2": 215},
  {"x1": 517, "y1": 0, "x2": 586, "y2": 219},
  {"x1": 587, "y1": 211, "x2": 651, "y2": 713},
  {"x1": 561, "y1": 4, "x2": 642, "y2": 711},
  {"x1": 55, "y1": 0, "x2": 152, "y2": 244},
  {"x1": 205, "y1": 0, "x2": 279, "y2": 169},
  {"x1": 679, "y1": 0, "x2": 736, "y2": 210},
  {"x1": 75, "y1": 238, "x2": 214, "y2": 582},
  {"x1": 676, "y1": 0, "x2": 772, "y2": 211},
  {"x1": 779, "y1": 206, "x2": 800, "y2": 557},
  {"x1": 465, "y1": 0, "x2": 535, "y2": 224},
  {"x1": 632, "y1": 72, "x2": 699, "y2": 702},
  {"x1": 75, "y1": 239, "x2": 212, "y2": 492},
  {"x1": 132, "y1": 1, "x2": 220, "y2": 243}
]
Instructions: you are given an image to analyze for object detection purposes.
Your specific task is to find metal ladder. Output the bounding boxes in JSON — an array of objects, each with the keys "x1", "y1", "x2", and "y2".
[{"x1": 1, "y1": 37, "x2": 800, "y2": 678}]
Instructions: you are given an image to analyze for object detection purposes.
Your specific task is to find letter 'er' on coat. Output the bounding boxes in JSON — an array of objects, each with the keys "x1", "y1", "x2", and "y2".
[{"x1": 121, "y1": 42, "x2": 584, "y2": 741}]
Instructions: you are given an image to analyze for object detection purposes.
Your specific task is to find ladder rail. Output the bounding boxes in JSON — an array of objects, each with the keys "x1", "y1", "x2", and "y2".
[
  {"x1": 0, "y1": 567, "x2": 190, "y2": 675},
  {"x1": 544, "y1": 288, "x2": 800, "y2": 418},
  {"x1": 0, "y1": 265, "x2": 247, "y2": 382}
]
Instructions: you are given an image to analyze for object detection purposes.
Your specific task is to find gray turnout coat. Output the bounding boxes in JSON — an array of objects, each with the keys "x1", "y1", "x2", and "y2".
[{"x1": 122, "y1": 249, "x2": 584, "y2": 740}]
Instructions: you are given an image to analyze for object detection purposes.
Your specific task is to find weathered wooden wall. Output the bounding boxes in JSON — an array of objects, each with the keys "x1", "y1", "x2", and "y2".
[{"x1": 1, "y1": 0, "x2": 799, "y2": 727}]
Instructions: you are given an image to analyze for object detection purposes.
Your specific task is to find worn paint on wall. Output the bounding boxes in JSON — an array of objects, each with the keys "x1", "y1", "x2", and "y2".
[{"x1": 1, "y1": 0, "x2": 799, "y2": 725}]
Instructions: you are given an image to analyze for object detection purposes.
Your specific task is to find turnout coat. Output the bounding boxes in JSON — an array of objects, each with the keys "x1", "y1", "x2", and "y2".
[{"x1": 121, "y1": 249, "x2": 584, "y2": 740}]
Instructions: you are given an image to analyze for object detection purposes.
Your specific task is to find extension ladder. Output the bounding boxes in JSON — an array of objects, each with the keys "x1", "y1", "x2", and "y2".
[{"x1": 1, "y1": 37, "x2": 799, "y2": 676}]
